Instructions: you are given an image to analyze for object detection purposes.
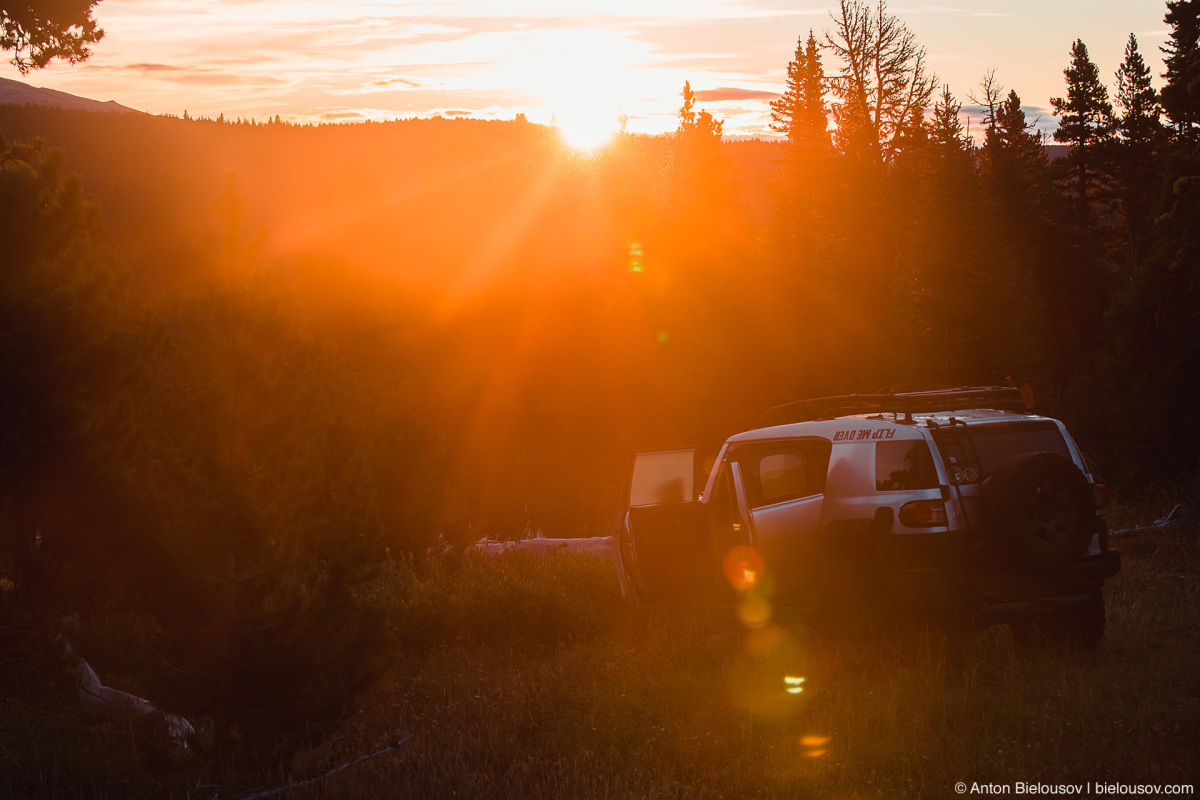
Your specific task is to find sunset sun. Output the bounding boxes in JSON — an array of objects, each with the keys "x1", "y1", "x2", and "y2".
[{"x1": 554, "y1": 105, "x2": 621, "y2": 151}]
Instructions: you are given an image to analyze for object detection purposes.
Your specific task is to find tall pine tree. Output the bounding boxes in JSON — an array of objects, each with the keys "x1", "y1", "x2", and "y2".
[
  {"x1": 769, "y1": 31, "x2": 832, "y2": 274},
  {"x1": 1051, "y1": 39, "x2": 1114, "y2": 224},
  {"x1": 1113, "y1": 33, "x2": 1166, "y2": 268},
  {"x1": 1162, "y1": 0, "x2": 1200, "y2": 141},
  {"x1": 770, "y1": 31, "x2": 829, "y2": 152}
]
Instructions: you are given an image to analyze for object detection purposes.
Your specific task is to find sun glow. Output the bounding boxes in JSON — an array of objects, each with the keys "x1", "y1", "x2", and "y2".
[
  {"x1": 555, "y1": 106, "x2": 620, "y2": 151},
  {"x1": 527, "y1": 28, "x2": 647, "y2": 151}
]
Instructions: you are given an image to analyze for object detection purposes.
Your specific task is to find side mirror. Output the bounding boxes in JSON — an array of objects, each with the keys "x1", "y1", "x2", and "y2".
[{"x1": 870, "y1": 506, "x2": 894, "y2": 533}]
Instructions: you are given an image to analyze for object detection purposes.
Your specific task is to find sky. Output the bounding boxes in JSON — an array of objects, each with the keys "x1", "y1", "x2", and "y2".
[{"x1": 0, "y1": 0, "x2": 1174, "y2": 144}]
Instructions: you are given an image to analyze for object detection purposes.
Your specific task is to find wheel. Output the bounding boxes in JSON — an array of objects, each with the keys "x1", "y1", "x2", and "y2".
[
  {"x1": 1010, "y1": 592, "x2": 1105, "y2": 652},
  {"x1": 985, "y1": 452, "x2": 1093, "y2": 572}
]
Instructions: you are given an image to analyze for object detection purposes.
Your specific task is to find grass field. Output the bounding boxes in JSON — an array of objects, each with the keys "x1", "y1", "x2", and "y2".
[{"x1": 3, "y1": 500, "x2": 1198, "y2": 798}]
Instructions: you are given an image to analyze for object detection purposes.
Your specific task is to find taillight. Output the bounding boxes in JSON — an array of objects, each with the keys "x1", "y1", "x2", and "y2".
[
  {"x1": 899, "y1": 500, "x2": 948, "y2": 527},
  {"x1": 1093, "y1": 483, "x2": 1110, "y2": 509}
]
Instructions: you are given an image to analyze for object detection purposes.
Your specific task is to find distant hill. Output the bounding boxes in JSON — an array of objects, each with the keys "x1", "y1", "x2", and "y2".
[
  {"x1": 0, "y1": 77, "x2": 140, "y2": 114},
  {"x1": 1045, "y1": 143, "x2": 1070, "y2": 161}
]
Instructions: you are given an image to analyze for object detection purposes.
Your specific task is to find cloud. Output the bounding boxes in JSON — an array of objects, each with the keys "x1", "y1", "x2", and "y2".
[
  {"x1": 320, "y1": 110, "x2": 367, "y2": 121},
  {"x1": 126, "y1": 63, "x2": 186, "y2": 72},
  {"x1": 371, "y1": 77, "x2": 424, "y2": 88},
  {"x1": 694, "y1": 86, "x2": 777, "y2": 101}
]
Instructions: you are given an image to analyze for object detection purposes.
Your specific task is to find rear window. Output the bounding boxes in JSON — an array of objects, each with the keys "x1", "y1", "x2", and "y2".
[
  {"x1": 876, "y1": 440, "x2": 938, "y2": 491},
  {"x1": 932, "y1": 422, "x2": 1071, "y2": 481}
]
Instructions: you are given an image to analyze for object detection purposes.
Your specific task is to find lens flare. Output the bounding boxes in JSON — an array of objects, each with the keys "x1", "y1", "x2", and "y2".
[
  {"x1": 784, "y1": 676, "x2": 806, "y2": 694},
  {"x1": 737, "y1": 597, "x2": 772, "y2": 628},
  {"x1": 801, "y1": 734, "x2": 830, "y2": 757},
  {"x1": 629, "y1": 242, "x2": 644, "y2": 273},
  {"x1": 722, "y1": 545, "x2": 764, "y2": 591}
]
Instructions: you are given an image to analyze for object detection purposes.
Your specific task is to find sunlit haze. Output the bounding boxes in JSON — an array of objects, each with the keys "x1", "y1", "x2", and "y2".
[{"x1": 0, "y1": 0, "x2": 1171, "y2": 137}]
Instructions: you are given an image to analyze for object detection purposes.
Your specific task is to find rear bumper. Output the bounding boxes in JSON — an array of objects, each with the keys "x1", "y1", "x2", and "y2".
[{"x1": 883, "y1": 531, "x2": 1121, "y2": 617}]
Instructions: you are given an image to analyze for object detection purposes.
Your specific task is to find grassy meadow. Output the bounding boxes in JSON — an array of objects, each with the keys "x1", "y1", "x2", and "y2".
[{"x1": 2, "y1": 499, "x2": 1198, "y2": 798}]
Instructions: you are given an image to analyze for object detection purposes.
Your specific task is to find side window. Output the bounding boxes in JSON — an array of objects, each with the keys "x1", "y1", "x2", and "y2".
[
  {"x1": 875, "y1": 440, "x2": 938, "y2": 491},
  {"x1": 760, "y1": 452, "x2": 810, "y2": 502},
  {"x1": 629, "y1": 450, "x2": 695, "y2": 507},
  {"x1": 736, "y1": 440, "x2": 831, "y2": 509}
]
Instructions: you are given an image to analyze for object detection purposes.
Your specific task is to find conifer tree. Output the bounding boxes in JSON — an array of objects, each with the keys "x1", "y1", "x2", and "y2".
[
  {"x1": 1116, "y1": 33, "x2": 1164, "y2": 147},
  {"x1": 989, "y1": 90, "x2": 1049, "y2": 193},
  {"x1": 930, "y1": 85, "x2": 969, "y2": 155},
  {"x1": 671, "y1": 80, "x2": 728, "y2": 213},
  {"x1": 1050, "y1": 39, "x2": 1114, "y2": 224},
  {"x1": 663, "y1": 81, "x2": 735, "y2": 269},
  {"x1": 769, "y1": 31, "x2": 832, "y2": 272},
  {"x1": 1113, "y1": 33, "x2": 1166, "y2": 268},
  {"x1": 1161, "y1": 0, "x2": 1200, "y2": 141},
  {"x1": 770, "y1": 31, "x2": 829, "y2": 152},
  {"x1": 976, "y1": 90, "x2": 1052, "y2": 275}
]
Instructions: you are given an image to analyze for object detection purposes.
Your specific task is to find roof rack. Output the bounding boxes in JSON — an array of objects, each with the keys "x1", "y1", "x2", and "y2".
[{"x1": 756, "y1": 386, "x2": 1029, "y2": 429}]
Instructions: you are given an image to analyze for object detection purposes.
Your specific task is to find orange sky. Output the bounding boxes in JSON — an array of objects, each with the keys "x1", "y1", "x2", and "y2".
[{"x1": 1, "y1": 1, "x2": 1173, "y2": 141}]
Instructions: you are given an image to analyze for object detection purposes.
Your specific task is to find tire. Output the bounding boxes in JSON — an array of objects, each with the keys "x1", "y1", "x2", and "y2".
[
  {"x1": 984, "y1": 451, "x2": 1093, "y2": 572},
  {"x1": 1010, "y1": 592, "x2": 1105, "y2": 652}
]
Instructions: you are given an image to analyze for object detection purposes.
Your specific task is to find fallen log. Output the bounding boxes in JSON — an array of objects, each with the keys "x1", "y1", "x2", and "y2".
[
  {"x1": 55, "y1": 630, "x2": 196, "y2": 749},
  {"x1": 471, "y1": 536, "x2": 614, "y2": 558},
  {"x1": 1111, "y1": 504, "x2": 1192, "y2": 538}
]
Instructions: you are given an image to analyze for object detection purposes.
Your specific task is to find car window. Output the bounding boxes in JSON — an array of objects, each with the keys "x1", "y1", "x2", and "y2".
[
  {"x1": 931, "y1": 422, "x2": 1070, "y2": 482},
  {"x1": 760, "y1": 451, "x2": 809, "y2": 501},
  {"x1": 734, "y1": 440, "x2": 831, "y2": 509},
  {"x1": 629, "y1": 451, "x2": 695, "y2": 507},
  {"x1": 876, "y1": 440, "x2": 938, "y2": 491}
]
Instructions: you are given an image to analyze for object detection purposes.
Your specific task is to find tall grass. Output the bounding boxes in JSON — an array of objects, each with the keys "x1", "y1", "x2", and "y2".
[{"x1": 3, "y1": 509, "x2": 1197, "y2": 798}]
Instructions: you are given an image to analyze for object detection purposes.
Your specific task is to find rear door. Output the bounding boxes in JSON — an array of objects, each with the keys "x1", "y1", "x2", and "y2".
[
  {"x1": 729, "y1": 439, "x2": 832, "y2": 598},
  {"x1": 618, "y1": 449, "x2": 714, "y2": 603}
]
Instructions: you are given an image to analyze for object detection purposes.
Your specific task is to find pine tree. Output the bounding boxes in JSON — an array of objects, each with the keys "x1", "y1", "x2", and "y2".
[
  {"x1": 1113, "y1": 33, "x2": 1166, "y2": 268},
  {"x1": 663, "y1": 81, "x2": 734, "y2": 266},
  {"x1": 1050, "y1": 39, "x2": 1114, "y2": 224},
  {"x1": 1161, "y1": 0, "x2": 1200, "y2": 140},
  {"x1": 929, "y1": 85, "x2": 969, "y2": 155},
  {"x1": 991, "y1": 91, "x2": 1049, "y2": 189},
  {"x1": 678, "y1": 81, "x2": 721, "y2": 140},
  {"x1": 770, "y1": 31, "x2": 829, "y2": 152},
  {"x1": 769, "y1": 31, "x2": 833, "y2": 270},
  {"x1": 1116, "y1": 33, "x2": 1164, "y2": 146}
]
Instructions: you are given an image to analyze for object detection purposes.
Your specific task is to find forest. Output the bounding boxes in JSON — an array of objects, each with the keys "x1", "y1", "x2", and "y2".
[{"x1": 1, "y1": 0, "x2": 1199, "y2": 795}]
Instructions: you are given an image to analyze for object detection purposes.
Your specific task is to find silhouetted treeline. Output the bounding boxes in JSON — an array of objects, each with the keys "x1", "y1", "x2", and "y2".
[{"x1": 3, "y1": 0, "x2": 1200, "y2": 764}]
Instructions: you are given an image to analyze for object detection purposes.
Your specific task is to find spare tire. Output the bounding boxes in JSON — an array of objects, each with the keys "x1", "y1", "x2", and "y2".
[{"x1": 984, "y1": 451, "x2": 1093, "y2": 572}]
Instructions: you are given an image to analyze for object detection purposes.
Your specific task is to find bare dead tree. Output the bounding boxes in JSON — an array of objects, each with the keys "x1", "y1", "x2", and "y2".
[
  {"x1": 969, "y1": 68, "x2": 1004, "y2": 139},
  {"x1": 824, "y1": 0, "x2": 936, "y2": 162}
]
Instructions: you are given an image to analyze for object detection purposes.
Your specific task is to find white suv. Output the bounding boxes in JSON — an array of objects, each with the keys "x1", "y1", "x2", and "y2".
[{"x1": 615, "y1": 387, "x2": 1120, "y2": 647}]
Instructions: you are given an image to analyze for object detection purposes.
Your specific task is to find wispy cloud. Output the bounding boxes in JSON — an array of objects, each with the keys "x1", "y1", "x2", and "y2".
[{"x1": 694, "y1": 87, "x2": 777, "y2": 101}]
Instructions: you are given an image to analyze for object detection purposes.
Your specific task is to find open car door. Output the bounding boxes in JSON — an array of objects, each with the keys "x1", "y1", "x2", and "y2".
[{"x1": 616, "y1": 449, "x2": 714, "y2": 604}]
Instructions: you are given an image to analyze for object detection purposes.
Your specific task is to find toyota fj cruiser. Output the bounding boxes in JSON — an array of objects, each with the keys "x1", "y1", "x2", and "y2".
[{"x1": 615, "y1": 387, "x2": 1120, "y2": 647}]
